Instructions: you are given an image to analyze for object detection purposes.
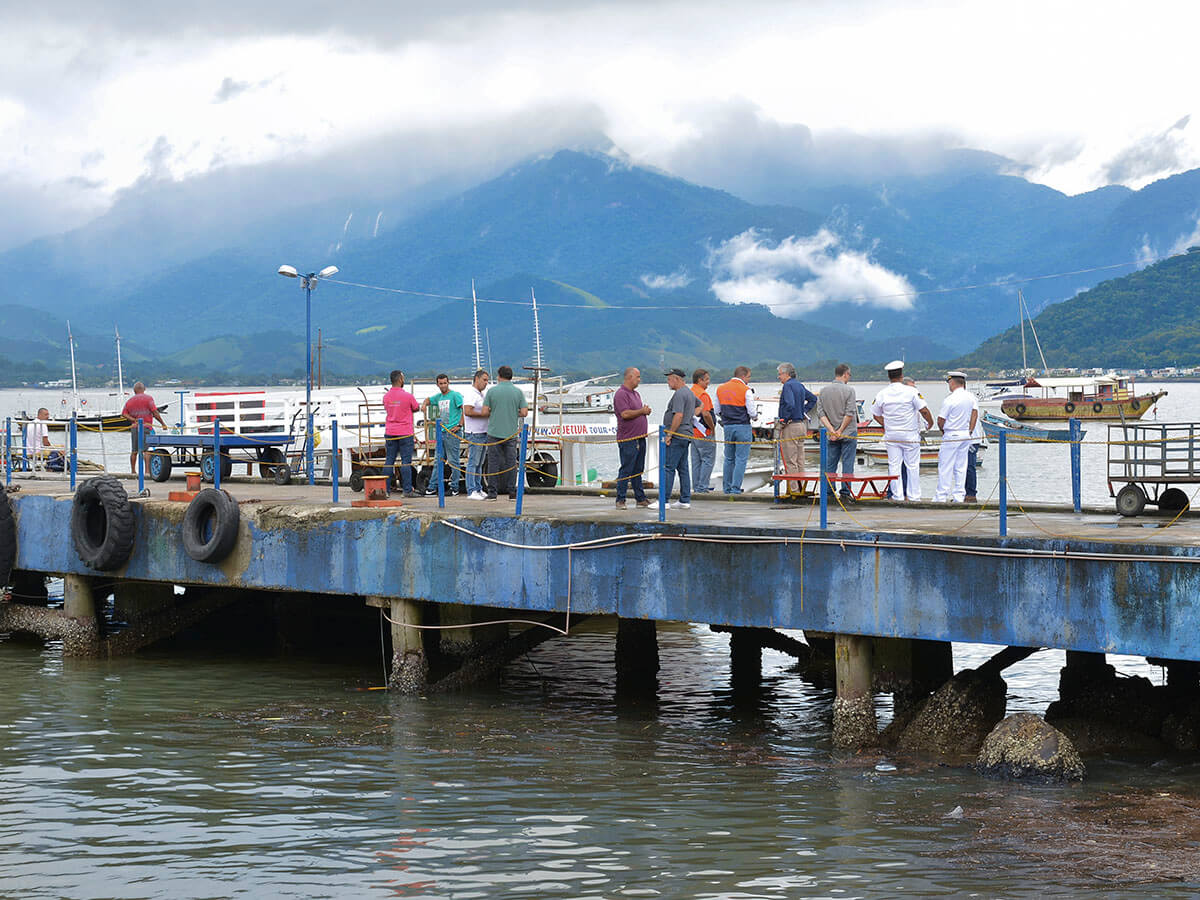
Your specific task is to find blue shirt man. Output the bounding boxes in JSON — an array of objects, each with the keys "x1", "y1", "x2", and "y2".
[{"x1": 776, "y1": 363, "x2": 817, "y2": 474}]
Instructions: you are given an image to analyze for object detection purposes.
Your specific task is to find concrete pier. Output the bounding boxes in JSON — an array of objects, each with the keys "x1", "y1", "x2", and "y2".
[
  {"x1": 833, "y1": 633, "x2": 877, "y2": 750},
  {"x1": 615, "y1": 617, "x2": 659, "y2": 696},
  {"x1": 387, "y1": 597, "x2": 428, "y2": 694}
]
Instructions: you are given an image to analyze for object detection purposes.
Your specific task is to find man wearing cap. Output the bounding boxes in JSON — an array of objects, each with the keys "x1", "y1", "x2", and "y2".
[
  {"x1": 872, "y1": 361, "x2": 933, "y2": 501},
  {"x1": 935, "y1": 372, "x2": 979, "y2": 502},
  {"x1": 716, "y1": 365, "x2": 759, "y2": 494},
  {"x1": 662, "y1": 367, "x2": 698, "y2": 508}
]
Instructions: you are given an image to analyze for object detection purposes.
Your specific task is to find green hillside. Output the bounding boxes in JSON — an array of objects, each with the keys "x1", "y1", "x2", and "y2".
[{"x1": 958, "y1": 249, "x2": 1200, "y2": 370}]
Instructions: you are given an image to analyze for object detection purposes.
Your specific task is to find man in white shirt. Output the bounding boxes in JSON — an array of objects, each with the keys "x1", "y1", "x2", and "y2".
[
  {"x1": 934, "y1": 372, "x2": 979, "y2": 502},
  {"x1": 872, "y1": 361, "x2": 933, "y2": 501},
  {"x1": 459, "y1": 369, "x2": 491, "y2": 500},
  {"x1": 24, "y1": 407, "x2": 54, "y2": 470}
]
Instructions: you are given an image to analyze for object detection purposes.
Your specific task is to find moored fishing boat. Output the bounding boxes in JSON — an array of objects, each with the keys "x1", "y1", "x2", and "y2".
[
  {"x1": 1000, "y1": 375, "x2": 1165, "y2": 421},
  {"x1": 981, "y1": 410, "x2": 1084, "y2": 442}
]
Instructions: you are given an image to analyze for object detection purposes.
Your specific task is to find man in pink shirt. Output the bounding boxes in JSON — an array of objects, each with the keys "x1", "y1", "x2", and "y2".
[
  {"x1": 383, "y1": 369, "x2": 420, "y2": 497},
  {"x1": 121, "y1": 381, "x2": 167, "y2": 473}
]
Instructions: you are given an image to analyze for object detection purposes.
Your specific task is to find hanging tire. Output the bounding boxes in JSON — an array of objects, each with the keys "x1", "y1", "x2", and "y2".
[
  {"x1": 1158, "y1": 488, "x2": 1189, "y2": 512},
  {"x1": 273, "y1": 465, "x2": 292, "y2": 485},
  {"x1": 1130, "y1": 399, "x2": 1141, "y2": 412},
  {"x1": 182, "y1": 489, "x2": 240, "y2": 563},
  {"x1": 1115, "y1": 484, "x2": 1146, "y2": 518},
  {"x1": 1064, "y1": 402, "x2": 1075, "y2": 413},
  {"x1": 71, "y1": 475, "x2": 135, "y2": 570},
  {"x1": 526, "y1": 450, "x2": 558, "y2": 488},
  {"x1": 0, "y1": 490, "x2": 15, "y2": 588},
  {"x1": 1092, "y1": 402, "x2": 1104, "y2": 414},
  {"x1": 148, "y1": 449, "x2": 173, "y2": 483},
  {"x1": 1014, "y1": 403, "x2": 1026, "y2": 416},
  {"x1": 258, "y1": 447, "x2": 285, "y2": 480}
]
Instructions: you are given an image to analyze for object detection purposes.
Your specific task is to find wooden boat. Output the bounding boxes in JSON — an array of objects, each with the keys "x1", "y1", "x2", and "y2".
[
  {"x1": 981, "y1": 410, "x2": 1084, "y2": 442},
  {"x1": 1000, "y1": 375, "x2": 1165, "y2": 421},
  {"x1": 23, "y1": 408, "x2": 169, "y2": 433},
  {"x1": 862, "y1": 440, "x2": 984, "y2": 469}
]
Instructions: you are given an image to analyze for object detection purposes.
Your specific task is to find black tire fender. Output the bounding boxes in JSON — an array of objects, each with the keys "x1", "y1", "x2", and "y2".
[
  {"x1": 1093, "y1": 401, "x2": 1104, "y2": 414},
  {"x1": 182, "y1": 489, "x2": 240, "y2": 563},
  {"x1": 1064, "y1": 402, "x2": 1075, "y2": 413},
  {"x1": 71, "y1": 475, "x2": 135, "y2": 571},
  {"x1": 1130, "y1": 398, "x2": 1141, "y2": 412},
  {"x1": 0, "y1": 490, "x2": 15, "y2": 587},
  {"x1": 1014, "y1": 403, "x2": 1026, "y2": 416}
]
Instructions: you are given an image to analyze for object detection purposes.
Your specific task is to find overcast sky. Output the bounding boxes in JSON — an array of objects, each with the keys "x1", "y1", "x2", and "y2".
[{"x1": 2, "y1": 0, "x2": 1197, "y2": 248}]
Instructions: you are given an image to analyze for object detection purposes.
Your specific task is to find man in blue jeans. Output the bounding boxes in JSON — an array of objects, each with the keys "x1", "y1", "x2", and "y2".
[
  {"x1": 661, "y1": 368, "x2": 697, "y2": 508},
  {"x1": 613, "y1": 367, "x2": 652, "y2": 509},
  {"x1": 816, "y1": 363, "x2": 858, "y2": 501},
  {"x1": 716, "y1": 366, "x2": 758, "y2": 493}
]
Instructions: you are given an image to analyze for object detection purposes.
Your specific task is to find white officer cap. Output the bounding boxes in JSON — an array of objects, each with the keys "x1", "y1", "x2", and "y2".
[
  {"x1": 946, "y1": 371, "x2": 967, "y2": 379},
  {"x1": 884, "y1": 360, "x2": 904, "y2": 372}
]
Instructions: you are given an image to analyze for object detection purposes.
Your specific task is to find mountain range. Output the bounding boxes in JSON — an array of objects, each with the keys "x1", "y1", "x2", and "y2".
[{"x1": 1, "y1": 143, "x2": 1199, "y2": 383}]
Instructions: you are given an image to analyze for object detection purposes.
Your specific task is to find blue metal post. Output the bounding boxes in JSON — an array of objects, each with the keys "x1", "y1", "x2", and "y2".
[
  {"x1": 69, "y1": 414, "x2": 77, "y2": 490},
  {"x1": 331, "y1": 419, "x2": 339, "y2": 504},
  {"x1": 137, "y1": 420, "x2": 145, "y2": 493},
  {"x1": 214, "y1": 418, "x2": 222, "y2": 491},
  {"x1": 1069, "y1": 416, "x2": 1081, "y2": 513},
  {"x1": 176, "y1": 390, "x2": 188, "y2": 430},
  {"x1": 436, "y1": 422, "x2": 446, "y2": 509},
  {"x1": 515, "y1": 422, "x2": 528, "y2": 516},
  {"x1": 999, "y1": 431, "x2": 1007, "y2": 537},
  {"x1": 658, "y1": 428, "x2": 666, "y2": 523},
  {"x1": 4, "y1": 417, "x2": 11, "y2": 485},
  {"x1": 819, "y1": 427, "x2": 828, "y2": 529},
  {"x1": 305, "y1": 279, "x2": 315, "y2": 486}
]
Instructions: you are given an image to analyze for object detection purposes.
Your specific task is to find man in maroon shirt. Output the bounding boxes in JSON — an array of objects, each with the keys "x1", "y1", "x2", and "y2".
[
  {"x1": 121, "y1": 382, "x2": 167, "y2": 473},
  {"x1": 613, "y1": 366, "x2": 652, "y2": 509}
]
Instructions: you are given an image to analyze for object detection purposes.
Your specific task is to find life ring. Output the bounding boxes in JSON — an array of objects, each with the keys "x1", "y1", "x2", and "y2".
[
  {"x1": 182, "y1": 488, "x2": 240, "y2": 563},
  {"x1": 0, "y1": 490, "x2": 15, "y2": 588},
  {"x1": 1130, "y1": 398, "x2": 1141, "y2": 412},
  {"x1": 1014, "y1": 403, "x2": 1026, "y2": 416},
  {"x1": 71, "y1": 475, "x2": 135, "y2": 570},
  {"x1": 1064, "y1": 402, "x2": 1075, "y2": 413},
  {"x1": 1092, "y1": 402, "x2": 1104, "y2": 414}
]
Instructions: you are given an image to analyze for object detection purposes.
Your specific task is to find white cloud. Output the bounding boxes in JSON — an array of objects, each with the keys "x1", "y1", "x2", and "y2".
[
  {"x1": 708, "y1": 228, "x2": 915, "y2": 317},
  {"x1": 1171, "y1": 217, "x2": 1200, "y2": 255},
  {"x1": 640, "y1": 269, "x2": 692, "y2": 290}
]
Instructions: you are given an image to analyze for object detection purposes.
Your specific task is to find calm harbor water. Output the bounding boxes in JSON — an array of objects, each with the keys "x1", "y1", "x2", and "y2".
[{"x1": 4, "y1": 381, "x2": 1200, "y2": 897}]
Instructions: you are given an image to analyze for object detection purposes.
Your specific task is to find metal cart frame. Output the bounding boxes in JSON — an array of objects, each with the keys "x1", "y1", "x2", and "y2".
[{"x1": 1106, "y1": 422, "x2": 1199, "y2": 516}]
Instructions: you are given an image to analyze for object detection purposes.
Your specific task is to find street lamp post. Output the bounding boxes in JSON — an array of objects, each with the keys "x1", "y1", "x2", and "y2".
[{"x1": 277, "y1": 263, "x2": 339, "y2": 484}]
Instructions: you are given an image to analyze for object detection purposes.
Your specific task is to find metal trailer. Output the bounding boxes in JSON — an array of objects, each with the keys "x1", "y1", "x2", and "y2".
[
  {"x1": 144, "y1": 431, "x2": 296, "y2": 484},
  {"x1": 1107, "y1": 422, "x2": 1199, "y2": 516}
]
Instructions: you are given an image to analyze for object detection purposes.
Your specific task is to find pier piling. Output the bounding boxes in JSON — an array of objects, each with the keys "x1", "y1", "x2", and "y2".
[
  {"x1": 62, "y1": 574, "x2": 102, "y2": 657},
  {"x1": 615, "y1": 617, "x2": 659, "y2": 696},
  {"x1": 386, "y1": 597, "x2": 429, "y2": 693},
  {"x1": 833, "y1": 633, "x2": 877, "y2": 750}
]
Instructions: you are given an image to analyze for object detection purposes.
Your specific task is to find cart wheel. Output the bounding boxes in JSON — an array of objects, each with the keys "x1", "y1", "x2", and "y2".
[
  {"x1": 414, "y1": 468, "x2": 431, "y2": 495},
  {"x1": 258, "y1": 447, "x2": 285, "y2": 480},
  {"x1": 148, "y1": 449, "x2": 173, "y2": 483},
  {"x1": 273, "y1": 465, "x2": 292, "y2": 486},
  {"x1": 349, "y1": 470, "x2": 364, "y2": 492},
  {"x1": 219, "y1": 453, "x2": 233, "y2": 480},
  {"x1": 1116, "y1": 485, "x2": 1146, "y2": 517},
  {"x1": 1158, "y1": 488, "x2": 1190, "y2": 512},
  {"x1": 200, "y1": 452, "x2": 216, "y2": 483}
]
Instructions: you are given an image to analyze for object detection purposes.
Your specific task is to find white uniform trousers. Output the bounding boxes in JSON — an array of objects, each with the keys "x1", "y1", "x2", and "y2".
[
  {"x1": 934, "y1": 430, "x2": 971, "y2": 502},
  {"x1": 884, "y1": 430, "x2": 922, "y2": 501}
]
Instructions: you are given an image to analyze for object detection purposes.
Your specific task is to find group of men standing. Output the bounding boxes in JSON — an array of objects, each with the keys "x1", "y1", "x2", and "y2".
[
  {"x1": 612, "y1": 358, "x2": 982, "y2": 509},
  {"x1": 382, "y1": 366, "x2": 528, "y2": 501}
]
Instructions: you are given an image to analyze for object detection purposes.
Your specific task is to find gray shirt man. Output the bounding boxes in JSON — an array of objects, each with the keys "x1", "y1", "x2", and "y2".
[
  {"x1": 664, "y1": 386, "x2": 698, "y2": 440},
  {"x1": 817, "y1": 381, "x2": 858, "y2": 438}
]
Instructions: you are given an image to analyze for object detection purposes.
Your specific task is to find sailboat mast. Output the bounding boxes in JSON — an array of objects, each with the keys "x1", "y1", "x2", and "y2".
[
  {"x1": 531, "y1": 288, "x2": 544, "y2": 371},
  {"x1": 471, "y1": 280, "x2": 484, "y2": 372},
  {"x1": 67, "y1": 321, "x2": 80, "y2": 414},
  {"x1": 115, "y1": 326, "x2": 125, "y2": 396},
  {"x1": 1019, "y1": 291, "x2": 1029, "y2": 373}
]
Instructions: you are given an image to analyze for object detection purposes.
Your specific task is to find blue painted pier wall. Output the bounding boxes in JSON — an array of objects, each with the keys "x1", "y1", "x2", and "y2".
[{"x1": 10, "y1": 492, "x2": 1200, "y2": 663}]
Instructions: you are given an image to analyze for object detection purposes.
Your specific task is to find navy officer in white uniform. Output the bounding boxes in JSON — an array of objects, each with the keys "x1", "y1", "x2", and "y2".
[
  {"x1": 871, "y1": 361, "x2": 933, "y2": 501},
  {"x1": 934, "y1": 371, "x2": 979, "y2": 502}
]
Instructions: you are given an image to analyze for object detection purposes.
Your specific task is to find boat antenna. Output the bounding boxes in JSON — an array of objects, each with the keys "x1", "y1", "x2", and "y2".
[
  {"x1": 1020, "y1": 291, "x2": 1050, "y2": 375},
  {"x1": 531, "y1": 287, "x2": 544, "y2": 372},
  {"x1": 471, "y1": 280, "x2": 484, "y2": 373},
  {"x1": 485, "y1": 328, "x2": 493, "y2": 377},
  {"x1": 115, "y1": 325, "x2": 125, "y2": 396},
  {"x1": 1018, "y1": 291, "x2": 1029, "y2": 373},
  {"x1": 67, "y1": 320, "x2": 80, "y2": 415}
]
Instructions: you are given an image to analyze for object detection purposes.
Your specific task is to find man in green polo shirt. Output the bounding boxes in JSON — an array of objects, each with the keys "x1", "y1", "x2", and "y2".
[
  {"x1": 482, "y1": 365, "x2": 529, "y2": 501},
  {"x1": 422, "y1": 373, "x2": 464, "y2": 495}
]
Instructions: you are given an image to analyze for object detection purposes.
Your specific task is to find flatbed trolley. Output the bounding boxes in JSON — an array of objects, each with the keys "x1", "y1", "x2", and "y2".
[
  {"x1": 144, "y1": 431, "x2": 296, "y2": 484},
  {"x1": 1107, "y1": 422, "x2": 1199, "y2": 517}
]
